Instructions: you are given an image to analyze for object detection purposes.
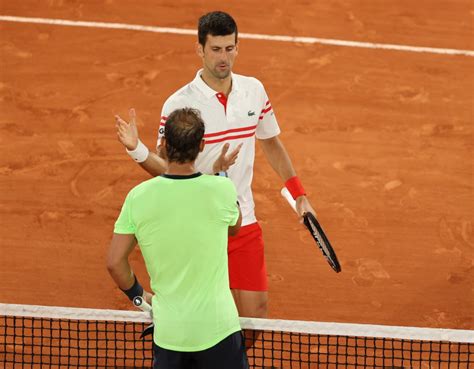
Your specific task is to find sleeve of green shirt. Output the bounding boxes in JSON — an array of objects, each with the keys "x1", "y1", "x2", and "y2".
[
  {"x1": 114, "y1": 191, "x2": 136, "y2": 234},
  {"x1": 222, "y1": 178, "x2": 239, "y2": 226}
]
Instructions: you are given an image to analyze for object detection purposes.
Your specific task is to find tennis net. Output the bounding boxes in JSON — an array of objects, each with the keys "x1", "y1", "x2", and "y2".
[{"x1": 1, "y1": 303, "x2": 472, "y2": 368}]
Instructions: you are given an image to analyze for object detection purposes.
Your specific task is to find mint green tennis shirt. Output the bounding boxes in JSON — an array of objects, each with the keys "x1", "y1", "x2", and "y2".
[{"x1": 114, "y1": 173, "x2": 241, "y2": 351}]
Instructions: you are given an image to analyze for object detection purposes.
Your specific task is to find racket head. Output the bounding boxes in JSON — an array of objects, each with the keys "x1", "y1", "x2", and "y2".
[
  {"x1": 303, "y1": 212, "x2": 341, "y2": 273},
  {"x1": 140, "y1": 323, "x2": 154, "y2": 339}
]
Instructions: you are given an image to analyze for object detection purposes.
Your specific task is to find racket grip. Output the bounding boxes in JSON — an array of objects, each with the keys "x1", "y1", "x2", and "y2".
[
  {"x1": 281, "y1": 187, "x2": 297, "y2": 214},
  {"x1": 133, "y1": 295, "x2": 152, "y2": 313}
]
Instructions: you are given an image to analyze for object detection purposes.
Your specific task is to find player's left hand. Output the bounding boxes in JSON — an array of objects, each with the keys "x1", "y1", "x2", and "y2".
[
  {"x1": 212, "y1": 142, "x2": 243, "y2": 173},
  {"x1": 115, "y1": 108, "x2": 139, "y2": 151},
  {"x1": 296, "y1": 195, "x2": 316, "y2": 220}
]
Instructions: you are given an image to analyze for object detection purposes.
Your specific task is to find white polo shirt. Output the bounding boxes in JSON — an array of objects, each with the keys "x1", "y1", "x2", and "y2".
[{"x1": 157, "y1": 70, "x2": 281, "y2": 226}]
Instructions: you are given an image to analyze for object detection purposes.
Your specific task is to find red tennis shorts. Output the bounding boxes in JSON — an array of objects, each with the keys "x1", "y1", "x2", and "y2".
[{"x1": 228, "y1": 222, "x2": 268, "y2": 291}]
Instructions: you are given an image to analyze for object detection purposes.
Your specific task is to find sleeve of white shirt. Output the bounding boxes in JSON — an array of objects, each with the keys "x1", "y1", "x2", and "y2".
[
  {"x1": 255, "y1": 81, "x2": 281, "y2": 140},
  {"x1": 156, "y1": 100, "x2": 173, "y2": 151}
]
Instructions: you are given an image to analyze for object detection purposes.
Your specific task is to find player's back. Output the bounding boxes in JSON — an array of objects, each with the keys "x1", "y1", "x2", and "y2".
[{"x1": 120, "y1": 173, "x2": 241, "y2": 351}]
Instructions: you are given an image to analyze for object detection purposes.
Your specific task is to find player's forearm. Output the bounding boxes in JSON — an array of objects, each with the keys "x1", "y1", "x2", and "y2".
[
  {"x1": 228, "y1": 204, "x2": 242, "y2": 236},
  {"x1": 107, "y1": 233, "x2": 137, "y2": 291},
  {"x1": 259, "y1": 136, "x2": 296, "y2": 181},
  {"x1": 137, "y1": 151, "x2": 168, "y2": 177},
  {"x1": 107, "y1": 258, "x2": 135, "y2": 291},
  {"x1": 125, "y1": 138, "x2": 168, "y2": 176}
]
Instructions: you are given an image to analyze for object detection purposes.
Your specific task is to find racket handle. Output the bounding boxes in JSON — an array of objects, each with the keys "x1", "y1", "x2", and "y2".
[
  {"x1": 133, "y1": 295, "x2": 152, "y2": 313},
  {"x1": 281, "y1": 187, "x2": 297, "y2": 214}
]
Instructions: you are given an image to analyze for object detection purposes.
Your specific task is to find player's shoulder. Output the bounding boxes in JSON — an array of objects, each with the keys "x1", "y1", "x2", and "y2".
[
  {"x1": 201, "y1": 174, "x2": 236, "y2": 191},
  {"x1": 162, "y1": 83, "x2": 196, "y2": 113},
  {"x1": 127, "y1": 177, "x2": 160, "y2": 199},
  {"x1": 233, "y1": 72, "x2": 265, "y2": 90}
]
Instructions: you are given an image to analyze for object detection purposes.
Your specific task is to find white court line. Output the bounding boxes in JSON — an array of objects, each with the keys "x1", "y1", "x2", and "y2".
[{"x1": 1, "y1": 15, "x2": 474, "y2": 57}]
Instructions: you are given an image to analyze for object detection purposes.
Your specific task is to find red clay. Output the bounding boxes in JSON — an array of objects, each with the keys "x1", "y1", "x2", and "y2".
[{"x1": 0, "y1": 1, "x2": 472, "y2": 330}]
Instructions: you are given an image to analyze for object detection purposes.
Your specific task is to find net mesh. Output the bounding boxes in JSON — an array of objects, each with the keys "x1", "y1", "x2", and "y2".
[{"x1": 1, "y1": 304, "x2": 473, "y2": 369}]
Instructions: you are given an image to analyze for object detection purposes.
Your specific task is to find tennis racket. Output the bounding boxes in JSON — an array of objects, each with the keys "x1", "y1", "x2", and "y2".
[
  {"x1": 281, "y1": 188, "x2": 341, "y2": 273},
  {"x1": 133, "y1": 296, "x2": 154, "y2": 338}
]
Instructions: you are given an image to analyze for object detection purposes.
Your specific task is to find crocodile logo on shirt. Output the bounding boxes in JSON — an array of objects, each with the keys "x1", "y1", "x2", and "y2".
[{"x1": 248, "y1": 111, "x2": 255, "y2": 116}]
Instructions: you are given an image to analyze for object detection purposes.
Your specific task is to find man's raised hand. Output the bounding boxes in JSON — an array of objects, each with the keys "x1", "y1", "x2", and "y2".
[
  {"x1": 115, "y1": 108, "x2": 139, "y2": 151},
  {"x1": 212, "y1": 142, "x2": 243, "y2": 173}
]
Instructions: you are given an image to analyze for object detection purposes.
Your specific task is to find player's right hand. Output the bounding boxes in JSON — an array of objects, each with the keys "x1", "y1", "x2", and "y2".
[
  {"x1": 143, "y1": 290, "x2": 154, "y2": 306},
  {"x1": 115, "y1": 108, "x2": 139, "y2": 151}
]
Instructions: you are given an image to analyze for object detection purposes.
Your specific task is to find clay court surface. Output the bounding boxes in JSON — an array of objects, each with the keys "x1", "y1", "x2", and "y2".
[{"x1": 0, "y1": 1, "x2": 472, "y2": 330}]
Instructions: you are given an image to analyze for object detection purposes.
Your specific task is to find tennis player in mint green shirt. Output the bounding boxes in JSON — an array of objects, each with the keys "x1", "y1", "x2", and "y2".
[{"x1": 107, "y1": 108, "x2": 248, "y2": 368}]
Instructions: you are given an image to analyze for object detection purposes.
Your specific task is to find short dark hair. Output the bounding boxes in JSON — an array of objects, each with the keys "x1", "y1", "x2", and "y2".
[
  {"x1": 198, "y1": 11, "x2": 238, "y2": 46},
  {"x1": 164, "y1": 108, "x2": 205, "y2": 163}
]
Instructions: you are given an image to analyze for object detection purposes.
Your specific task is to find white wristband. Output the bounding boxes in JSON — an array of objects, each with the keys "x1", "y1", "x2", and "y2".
[{"x1": 126, "y1": 139, "x2": 149, "y2": 163}]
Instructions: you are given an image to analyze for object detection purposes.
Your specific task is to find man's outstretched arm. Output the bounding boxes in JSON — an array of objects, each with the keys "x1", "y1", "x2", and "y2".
[
  {"x1": 115, "y1": 108, "x2": 243, "y2": 176},
  {"x1": 258, "y1": 135, "x2": 316, "y2": 217}
]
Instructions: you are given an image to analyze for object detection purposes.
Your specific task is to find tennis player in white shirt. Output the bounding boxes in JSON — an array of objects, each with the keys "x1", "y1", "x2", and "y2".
[{"x1": 115, "y1": 11, "x2": 316, "y2": 322}]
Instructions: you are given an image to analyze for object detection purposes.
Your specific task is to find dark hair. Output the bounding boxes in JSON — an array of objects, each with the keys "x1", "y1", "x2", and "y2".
[
  {"x1": 198, "y1": 11, "x2": 238, "y2": 46},
  {"x1": 164, "y1": 108, "x2": 205, "y2": 163}
]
